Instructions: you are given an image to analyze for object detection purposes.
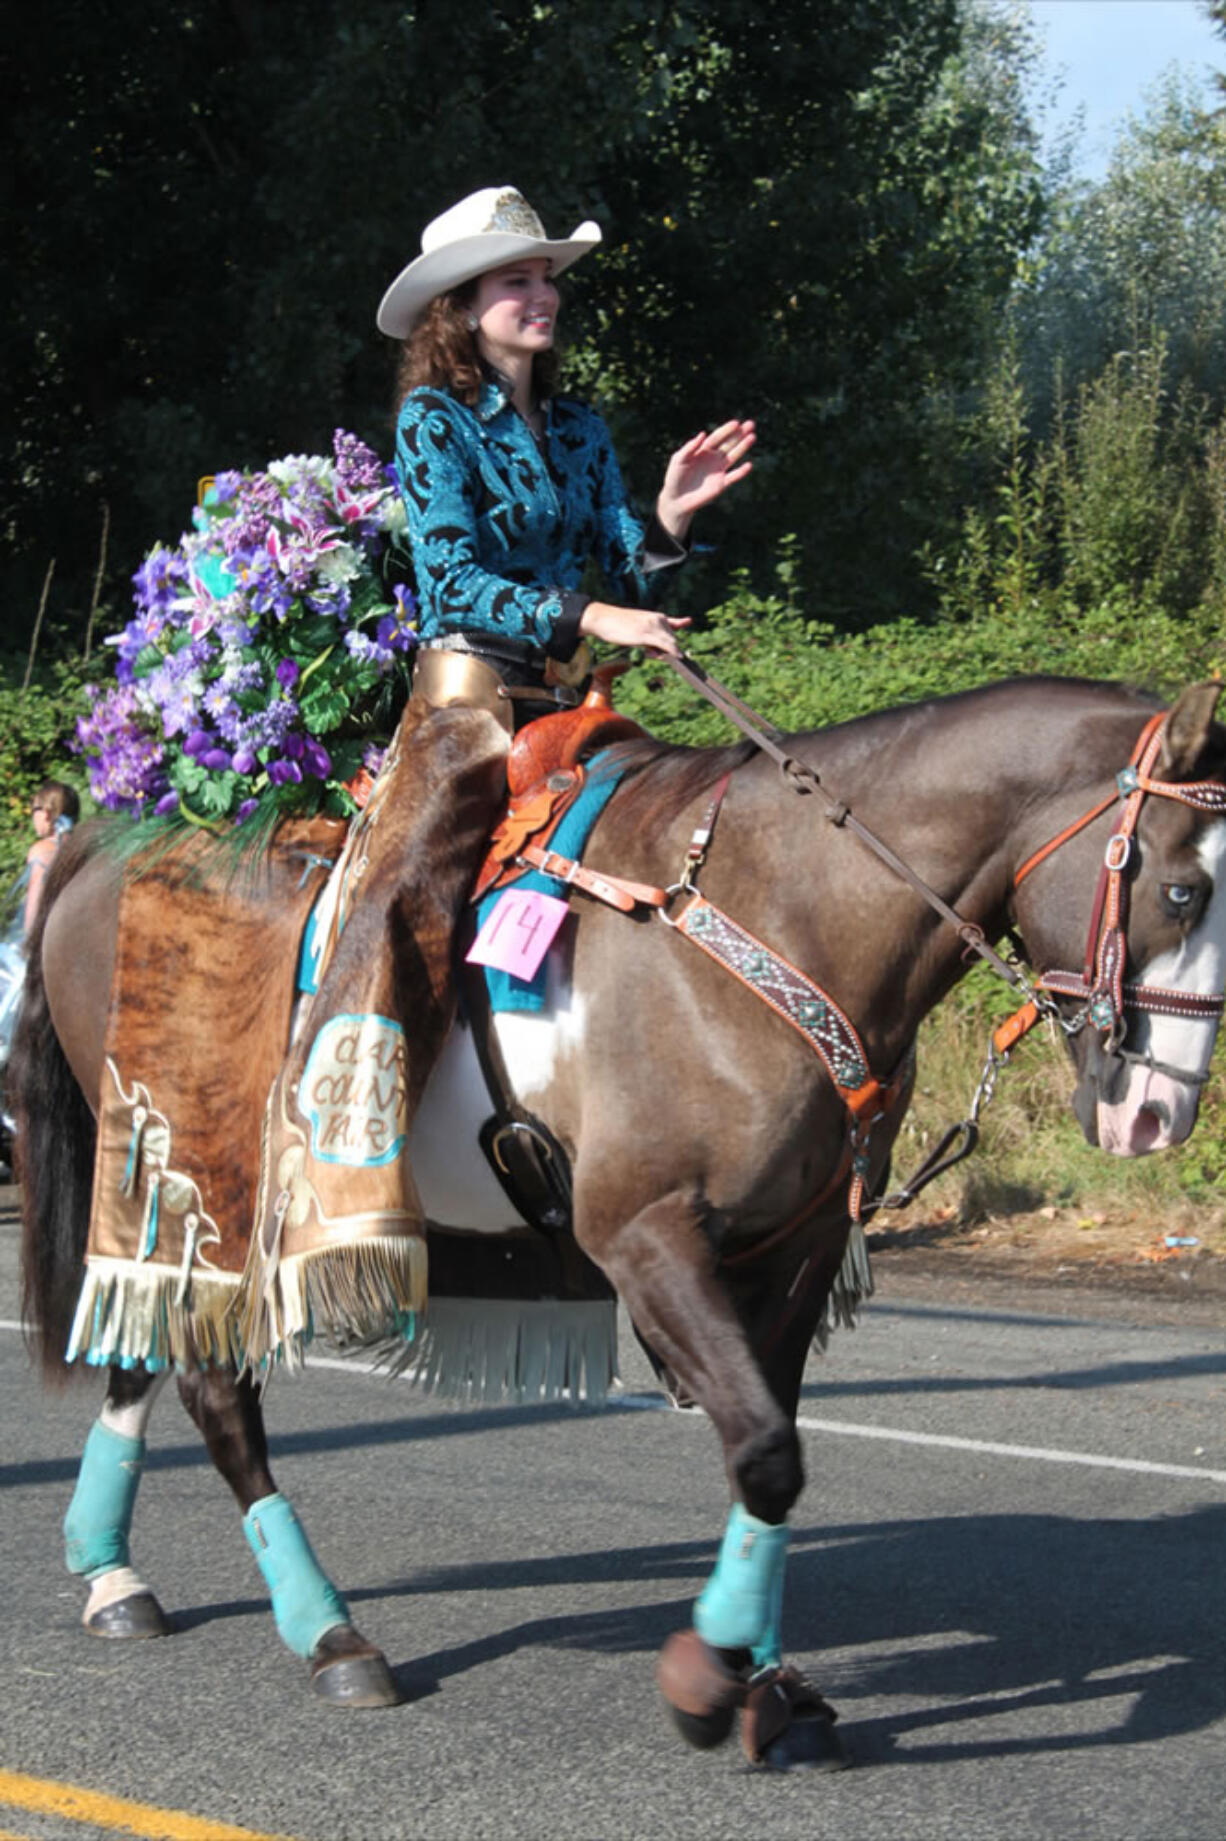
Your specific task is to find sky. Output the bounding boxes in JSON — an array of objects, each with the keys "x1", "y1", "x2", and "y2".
[{"x1": 1028, "y1": 0, "x2": 1223, "y2": 175}]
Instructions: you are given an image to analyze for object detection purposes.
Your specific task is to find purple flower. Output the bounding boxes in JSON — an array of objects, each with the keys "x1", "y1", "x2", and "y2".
[
  {"x1": 301, "y1": 737, "x2": 331, "y2": 778},
  {"x1": 333, "y1": 428, "x2": 386, "y2": 495},
  {"x1": 88, "y1": 440, "x2": 411, "y2": 831},
  {"x1": 154, "y1": 790, "x2": 181, "y2": 816},
  {"x1": 343, "y1": 629, "x2": 381, "y2": 664},
  {"x1": 235, "y1": 701, "x2": 297, "y2": 752},
  {"x1": 132, "y1": 547, "x2": 189, "y2": 616},
  {"x1": 377, "y1": 610, "x2": 416, "y2": 654},
  {"x1": 307, "y1": 581, "x2": 351, "y2": 619},
  {"x1": 75, "y1": 685, "x2": 168, "y2": 812},
  {"x1": 211, "y1": 471, "x2": 242, "y2": 505},
  {"x1": 158, "y1": 684, "x2": 198, "y2": 740}
]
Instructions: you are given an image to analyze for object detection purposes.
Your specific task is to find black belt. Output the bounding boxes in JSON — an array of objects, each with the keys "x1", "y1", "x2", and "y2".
[{"x1": 419, "y1": 631, "x2": 547, "y2": 672}]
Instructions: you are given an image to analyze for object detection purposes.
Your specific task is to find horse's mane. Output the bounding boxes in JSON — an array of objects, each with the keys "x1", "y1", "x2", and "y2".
[
  {"x1": 595, "y1": 735, "x2": 760, "y2": 830},
  {"x1": 597, "y1": 674, "x2": 1172, "y2": 834}
]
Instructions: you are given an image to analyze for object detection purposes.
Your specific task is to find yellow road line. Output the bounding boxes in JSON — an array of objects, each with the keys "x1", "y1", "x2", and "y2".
[{"x1": 0, "y1": 1771, "x2": 295, "y2": 1841}]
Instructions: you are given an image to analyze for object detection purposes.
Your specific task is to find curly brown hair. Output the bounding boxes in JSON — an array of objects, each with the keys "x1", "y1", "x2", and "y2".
[{"x1": 395, "y1": 283, "x2": 559, "y2": 409}]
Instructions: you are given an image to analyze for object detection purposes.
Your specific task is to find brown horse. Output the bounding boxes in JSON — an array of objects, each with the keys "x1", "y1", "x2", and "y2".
[{"x1": 13, "y1": 674, "x2": 1226, "y2": 1766}]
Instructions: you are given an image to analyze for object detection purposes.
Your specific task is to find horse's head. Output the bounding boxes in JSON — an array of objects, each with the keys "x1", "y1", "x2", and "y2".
[{"x1": 1013, "y1": 682, "x2": 1226, "y2": 1156}]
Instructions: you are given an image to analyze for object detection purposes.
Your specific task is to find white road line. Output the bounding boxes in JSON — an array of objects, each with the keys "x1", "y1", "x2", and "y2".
[
  {"x1": 6, "y1": 1323, "x2": 1225, "y2": 1486},
  {"x1": 603, "y1": 1395, "x2": 1226, "y2": 1486},
  {"x1": 790, "y1": 1414, "x2": 1226, "y2": 1484}
]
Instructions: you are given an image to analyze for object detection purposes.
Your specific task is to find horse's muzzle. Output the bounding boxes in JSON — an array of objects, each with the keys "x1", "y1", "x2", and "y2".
[{"x1": 1071, "y1": 1035, "x2": 1200, "y2": 1156}]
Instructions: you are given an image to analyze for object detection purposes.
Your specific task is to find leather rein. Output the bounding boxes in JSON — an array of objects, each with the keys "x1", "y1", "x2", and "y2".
[{"x1": 658, "y1": 660, "x2": 1226, "y2": 1217}]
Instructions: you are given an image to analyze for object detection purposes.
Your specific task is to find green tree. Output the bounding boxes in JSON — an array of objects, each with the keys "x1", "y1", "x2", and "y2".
[
  {"x1": 3, "y1": 0, "x2": 1044, "y2": 657},
  {"x1": 1014, "y1": 69, "x2": 1226, "y2": 435}
]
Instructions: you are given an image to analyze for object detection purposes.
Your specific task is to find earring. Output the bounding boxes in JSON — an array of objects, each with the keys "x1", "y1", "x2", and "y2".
[{"x1": 467, "y1": 314, "x2": 478, "y2": 332}]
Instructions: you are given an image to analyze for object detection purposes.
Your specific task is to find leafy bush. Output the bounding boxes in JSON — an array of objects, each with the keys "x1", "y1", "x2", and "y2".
[{"x1": 615, "y1": 552, "x2": 1223, "y2": 748}]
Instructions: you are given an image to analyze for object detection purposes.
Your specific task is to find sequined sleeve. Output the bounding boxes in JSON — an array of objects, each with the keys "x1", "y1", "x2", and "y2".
[{"x1": 395, "y1": 392, "x2": 565, "y2": 648}]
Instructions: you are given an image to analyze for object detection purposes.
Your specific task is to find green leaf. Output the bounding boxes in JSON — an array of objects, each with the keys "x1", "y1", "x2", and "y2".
[
  {"x1": 300, "y1": 684, "x2": 350, "y2": 731},
  {"x1": 132, "y1": 644, "x2": 165, "y2": 678},
  {"x1": 288, "y1": 616, "x2": 341, "y2": 655}
]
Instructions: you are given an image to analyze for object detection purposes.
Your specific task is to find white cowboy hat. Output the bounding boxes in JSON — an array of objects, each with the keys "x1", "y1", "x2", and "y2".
[{"x1": 376, "y1": 186, "x2": 602, "y2": 338}]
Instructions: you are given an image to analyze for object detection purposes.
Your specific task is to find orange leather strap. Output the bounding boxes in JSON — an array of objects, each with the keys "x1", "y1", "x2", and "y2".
[{"x1": 516, "y1": 843, "x2": 669, "y2": 914}]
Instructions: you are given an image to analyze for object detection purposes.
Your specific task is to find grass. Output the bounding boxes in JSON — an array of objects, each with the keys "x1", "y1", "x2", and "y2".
[{"x1": 872, "y1": 978, "x2": 1226, "y2": 1267}]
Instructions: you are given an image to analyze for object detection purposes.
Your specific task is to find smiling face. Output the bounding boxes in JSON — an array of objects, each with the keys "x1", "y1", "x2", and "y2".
[{"x1": 471, "y1": 257, "x2": 559, "y2": 375}]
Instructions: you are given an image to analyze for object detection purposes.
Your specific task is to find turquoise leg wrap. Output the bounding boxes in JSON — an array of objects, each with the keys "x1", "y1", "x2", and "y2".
[
  {"x1": 243, "y1": 1492, "x2": 349, "y2": 1660},
  {"x1": 694, "y1": 1503, "x2": 790, "y2": 1670},
  {"x1": 64, "y1": 1421, "x2": 146, "y2": 1579}
]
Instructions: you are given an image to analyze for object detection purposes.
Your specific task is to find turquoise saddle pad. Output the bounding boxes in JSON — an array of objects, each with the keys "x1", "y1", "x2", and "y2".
[
  {"x1": 474, "y1": 752, "x2": 627, "y2": 1013},
  {"x1": 297, "y1": 750, "x2": 628, "y2": 1015}
]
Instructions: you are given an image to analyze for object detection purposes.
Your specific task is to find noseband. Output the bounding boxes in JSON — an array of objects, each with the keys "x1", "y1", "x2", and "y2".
[{"x1": 1009, "y1": 709, "x2": 1226, "y2": 1064}]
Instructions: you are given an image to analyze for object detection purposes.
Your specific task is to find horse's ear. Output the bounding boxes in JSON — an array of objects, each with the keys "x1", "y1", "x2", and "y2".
[{"x1": 1161, "y1": 681, "x2": 1225, "y2": 781}]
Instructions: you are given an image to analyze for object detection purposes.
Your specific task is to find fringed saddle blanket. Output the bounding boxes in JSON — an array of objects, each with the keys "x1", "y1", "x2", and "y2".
[{"x1": 68, "y1": 815, "x2": 425, "y2": 1374}]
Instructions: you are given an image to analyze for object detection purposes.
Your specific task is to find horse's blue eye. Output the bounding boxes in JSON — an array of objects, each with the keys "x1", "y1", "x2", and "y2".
[{"x1": 1165, "y1": 885, "x2": 1195, "y2": 905}]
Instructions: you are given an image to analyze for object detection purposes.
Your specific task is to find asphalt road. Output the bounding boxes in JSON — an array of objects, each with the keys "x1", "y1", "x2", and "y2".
[{"x1": 2, "y1": 1186, "x2": 1224, "y2": 1841}]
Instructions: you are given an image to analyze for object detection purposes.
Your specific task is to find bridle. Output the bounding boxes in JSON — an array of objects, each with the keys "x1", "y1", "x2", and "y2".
[
  {"x1": 659, "y1": 664, "x2": 1226, "y2": 1208},
  {"x1": 667, "y1": 661, "x2": 1226, "y2": 1058},
  {"x1": 1004, "y1": 708, "x2": 1226, "y2": 1070}
]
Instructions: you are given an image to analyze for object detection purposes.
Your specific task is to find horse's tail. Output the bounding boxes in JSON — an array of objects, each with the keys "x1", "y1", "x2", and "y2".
[{"x1": 11, "y1": 841, "x2": 98, "y2": 1382}]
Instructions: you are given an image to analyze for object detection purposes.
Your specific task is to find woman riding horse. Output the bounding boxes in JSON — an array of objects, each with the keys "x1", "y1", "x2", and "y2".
[
  {"x1": 253, "y1": 184, "x2": 756, "y2": 1327},
  {"x1": 17, "y1": 671, "x2": 1226, "y2": 1751}
]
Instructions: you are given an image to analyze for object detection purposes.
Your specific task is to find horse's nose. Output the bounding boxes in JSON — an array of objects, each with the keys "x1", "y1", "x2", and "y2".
[{"x1": 1142, "y1": 1096, "x2": 1171, "y2": 1131}]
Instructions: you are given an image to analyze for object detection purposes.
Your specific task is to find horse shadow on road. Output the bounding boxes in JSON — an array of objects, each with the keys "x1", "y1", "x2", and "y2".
[{"x1": 328, "y1": 1500, "x2": 1226, "y2": 1763}]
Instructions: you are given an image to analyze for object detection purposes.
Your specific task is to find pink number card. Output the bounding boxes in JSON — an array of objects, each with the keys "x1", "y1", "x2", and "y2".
[{"x1": 466, "y1": 889, "x2": 570, "y2": 983}]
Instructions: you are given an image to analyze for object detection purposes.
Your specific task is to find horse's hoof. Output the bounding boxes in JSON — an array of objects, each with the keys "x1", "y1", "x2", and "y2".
[
  {"x1": 666, "y1": 1701, "x2": 738, "y2": 1750},
  {"x1": 741, "y1": 1667, "x2": 849, "y2": 1772},
  {"x1": 310, "y1": 1626, "x2": 400, "y2": 1709},
  {"x1": 758, "y1": 1712, "x2": 850, "y2": 1773},
  {"x1": 85, "y1": 1592, "x2": 170, "y2": 1640},
  {"x1": 657, "y1": 1630, "x2": 743, "y2": 1750}
]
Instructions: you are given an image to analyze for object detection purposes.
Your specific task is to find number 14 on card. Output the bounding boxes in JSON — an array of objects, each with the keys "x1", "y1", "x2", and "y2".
[{"x1": 466, "y1": 888, "x2": 571, "y2": 983}]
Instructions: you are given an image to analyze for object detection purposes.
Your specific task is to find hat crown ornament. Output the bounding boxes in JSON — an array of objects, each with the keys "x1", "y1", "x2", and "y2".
[{"x1": 422, "y1": 189, "x2": 546, "y2": 253}]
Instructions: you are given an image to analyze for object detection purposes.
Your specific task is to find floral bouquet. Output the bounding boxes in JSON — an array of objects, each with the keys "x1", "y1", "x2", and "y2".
[{"x1": 77, "y1": 430, "x2": 416, "y2": 829}]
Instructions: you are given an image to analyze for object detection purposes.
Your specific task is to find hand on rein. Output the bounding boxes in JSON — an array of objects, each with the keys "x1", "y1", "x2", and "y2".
[{"x1": 577, "y1": 602, "x2": 690, "y2": 657}]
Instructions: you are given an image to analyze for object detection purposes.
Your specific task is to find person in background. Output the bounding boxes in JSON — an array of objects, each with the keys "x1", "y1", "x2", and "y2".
[{"x1": 24, "y1": 780, "x2": 79, "y2": 937}]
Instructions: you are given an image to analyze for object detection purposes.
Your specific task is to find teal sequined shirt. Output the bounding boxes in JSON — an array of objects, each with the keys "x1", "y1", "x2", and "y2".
[{"x1": 394, "y1": 374, "x2": 683, "y2": 658}]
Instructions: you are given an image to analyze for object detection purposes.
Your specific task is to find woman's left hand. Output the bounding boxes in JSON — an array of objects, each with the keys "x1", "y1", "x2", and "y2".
[{"x1": 656, "y1": 419, "x2": 756, "y2": 539}]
